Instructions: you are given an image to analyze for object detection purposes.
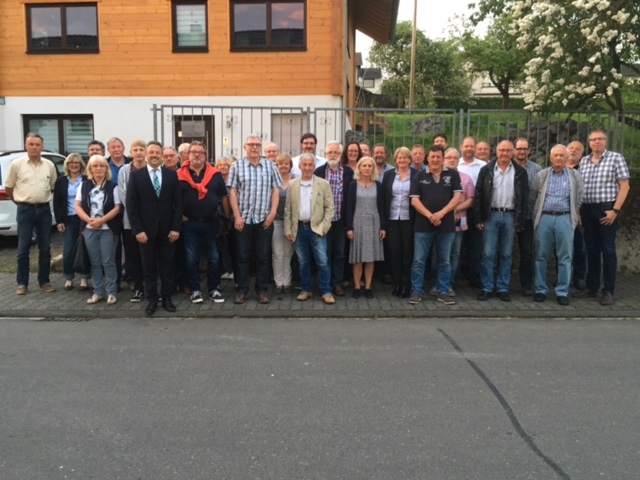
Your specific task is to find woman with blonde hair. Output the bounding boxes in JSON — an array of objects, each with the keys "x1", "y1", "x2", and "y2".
[
  {"x1": 272, "y1": 154, "x2": 295, "y2": 293},
  {"x1": 345, "y1": 156, "x2": 386, "y2": 298},
  {"x1": 54, "y1": 153, "x2": 90, "y2": 291},
  {"x1": 74, "y1": 155, "x2": 121, "y2": 305}
]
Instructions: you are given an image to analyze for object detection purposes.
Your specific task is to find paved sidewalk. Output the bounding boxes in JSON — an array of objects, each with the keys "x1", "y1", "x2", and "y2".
[{"x1": 1, "y1": 272, "x2": 639, "y2": 319}]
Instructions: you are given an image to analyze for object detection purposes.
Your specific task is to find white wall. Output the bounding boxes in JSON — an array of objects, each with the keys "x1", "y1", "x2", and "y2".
[{"x1": 1, "y1": 95, "x2": 344, "y2": 155}]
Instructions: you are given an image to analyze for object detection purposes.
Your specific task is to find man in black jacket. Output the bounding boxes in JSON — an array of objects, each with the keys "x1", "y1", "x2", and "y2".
[
  {"x1": 474, "y1": 140, "x2": 528, "y2": 302},
  {"x1": 126, "y1": 141, "x2": 182, "y2": 315}
]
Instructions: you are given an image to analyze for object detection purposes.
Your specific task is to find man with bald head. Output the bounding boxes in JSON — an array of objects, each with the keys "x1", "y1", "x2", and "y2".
[
  {"x1": 474, "y1": 140, "x2": 528, "y2": 302},
  {"x1": 530, "y1": 145, "x2": 583, "y2": 305},
  {"x1": 264, "y1": 142, "x2": 279, "y2": 162},
  {"x1": 475, "y1": 141, "x2": 491, "y2": 162}
]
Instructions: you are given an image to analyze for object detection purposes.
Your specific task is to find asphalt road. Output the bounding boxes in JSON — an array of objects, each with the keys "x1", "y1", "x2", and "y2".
[{"x1": 1, "y1": 317, "x2": 639, "y2": 480}]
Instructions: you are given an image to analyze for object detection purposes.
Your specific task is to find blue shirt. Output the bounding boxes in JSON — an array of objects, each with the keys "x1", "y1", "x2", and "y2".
[
  {"x1": 66, "y1": 176, "x2": 83, "y2": 216},
  {"x1": 542, "y1": 168, "x2": 571, "y2": 212}
]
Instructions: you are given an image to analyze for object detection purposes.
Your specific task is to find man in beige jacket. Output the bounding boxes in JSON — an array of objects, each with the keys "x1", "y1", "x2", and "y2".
[{"x1": 284, "y1": 153, "x2": 335, "y2": 304}]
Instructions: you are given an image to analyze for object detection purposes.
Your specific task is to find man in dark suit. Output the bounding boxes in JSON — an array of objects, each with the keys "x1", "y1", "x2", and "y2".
[{"x1": 126, "y1": 141, "x2": 182, "y2": 315}]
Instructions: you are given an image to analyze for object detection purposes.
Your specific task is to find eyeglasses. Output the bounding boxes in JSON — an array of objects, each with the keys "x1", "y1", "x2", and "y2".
[
  {"x1": 589, "y1": 137, "x2": 606, "y2": 142},
  {"x1": 302, "y1": 141, "x2": 316, "y2": 146},
  {"x1": 190, "y1": 150, "x2": 206, "y2": 155},
  {"x1": 245, "y1": 143, "x2": 262, "y2": 148}
]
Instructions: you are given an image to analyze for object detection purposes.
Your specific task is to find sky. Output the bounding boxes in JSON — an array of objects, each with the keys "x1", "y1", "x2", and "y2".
[{"x1": 356, "y1": 0, "x2": 485, "y2": 65}]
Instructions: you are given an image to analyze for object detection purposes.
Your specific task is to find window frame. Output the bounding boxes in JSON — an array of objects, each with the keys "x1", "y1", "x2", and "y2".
[
  {"x1": 171, "y1": 0, "x2": 209, "y2": 53},
  {"x1": 26, "y1": 2, "x2": 99, "y2": 54},
  {"x1": 230, "y1": 0, "x2": 307, "y2": 52},
  {"x1": 22, "y1": 114, "x2": 95, "y2": 156}
]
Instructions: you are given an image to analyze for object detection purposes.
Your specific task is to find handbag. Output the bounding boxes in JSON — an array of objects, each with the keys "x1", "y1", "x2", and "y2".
[{"x1": 71, "y1": 232, "x2": 91, "y2": 275}]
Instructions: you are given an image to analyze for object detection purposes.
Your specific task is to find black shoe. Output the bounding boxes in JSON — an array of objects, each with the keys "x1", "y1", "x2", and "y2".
[
  {"x1": 557, "y1": 296, "x2": 570, "y2": 306},
  {"x1": 162, "y1": 297, "x2": 177, "y2": 312},
  {"x1": 130, "y1": 290, "x2": 144, "y2": 303},
  {"x1": 477, "y1": 290, "x2": 491, "y2": 301},
  {"x1": 534, "y1": 293, "x2": 546, "y2": 302},
  {"x1": 364, "y1": 289, "x2": 374, "y2": 299},
  {"x1": 352, "y1": 289, "x2": 361, "y2": 299},
  {"x1": 497, "y1": 292, "x2": 511, "y2": 302},
  {"x1": 522, "y1": 287, "x2": 534, "y2": 296},
  {"x1": 145, "y1": 300, "x2": 157, "y2": 316},
  {"x1": 392, "y1": 286, "x2": 401, "y2": 297},
  {"x1": 574, "y1": 278, "x2": 586, "y2": 290},
  {"x1": 401, "y1": 286, "x2": 411, "y2": 298}
]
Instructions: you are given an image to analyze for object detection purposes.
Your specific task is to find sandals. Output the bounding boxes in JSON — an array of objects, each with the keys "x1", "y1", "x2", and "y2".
[
  {"x1": 107, "y1": 294, "x2": 117, "y2": 305},
  {"x1": 86, "y1": 294, "x2": 103, "y2": 304},
  {"x1": 64, "y1": 281, "x2": 74, "y2": 291}
]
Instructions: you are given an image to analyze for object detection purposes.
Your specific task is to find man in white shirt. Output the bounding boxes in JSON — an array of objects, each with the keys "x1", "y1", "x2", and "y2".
[{"x1": 291, "y1": 133, "x2": 326, "y2": 176}]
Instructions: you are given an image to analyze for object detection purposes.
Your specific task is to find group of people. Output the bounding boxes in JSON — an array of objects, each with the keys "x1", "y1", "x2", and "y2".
[{"x1": 4, "y1": 129, "x2": 629, "y2": 314}]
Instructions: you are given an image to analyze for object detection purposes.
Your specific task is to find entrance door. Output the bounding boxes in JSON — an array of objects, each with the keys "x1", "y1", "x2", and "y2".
[
  {"x1": 173, "y1": 116, "x2": 215, "y2": 163},
  {"x1": 271, "y1": 113, "x2": 307, "y2": 156}
]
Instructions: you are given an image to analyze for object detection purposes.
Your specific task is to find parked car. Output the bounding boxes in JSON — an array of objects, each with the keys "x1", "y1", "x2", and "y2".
[{"x1": 0, "y1": 150, "x2": 66, "y2": 236}]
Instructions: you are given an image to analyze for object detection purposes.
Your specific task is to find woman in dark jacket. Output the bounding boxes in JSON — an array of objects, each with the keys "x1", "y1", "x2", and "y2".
[
  {"x1": 74, "y1": 155, "x2": 121, "y2": 305},
  {"x1": 382, "y1": 147, "x2": 416, "y2": 297},
  {"x1": 54, "y1": 153, "x2": 89, "y2": 291}
]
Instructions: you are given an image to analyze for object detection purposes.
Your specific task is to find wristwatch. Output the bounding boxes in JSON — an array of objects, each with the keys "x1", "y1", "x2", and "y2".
[{"x1": 613, "y1": 208, "x2": 620, "y2": 214}]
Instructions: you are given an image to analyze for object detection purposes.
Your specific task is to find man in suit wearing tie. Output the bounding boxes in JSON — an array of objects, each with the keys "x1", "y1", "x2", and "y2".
[
  {"x1": 126, "y1": 141, "x2": 182, "y2": 315},
  {"x1": 284, "y1": 153, "x2": 336, "y2": 304}
]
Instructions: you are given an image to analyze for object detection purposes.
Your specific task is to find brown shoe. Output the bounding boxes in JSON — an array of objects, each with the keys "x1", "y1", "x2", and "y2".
[
  {"x1": 234, "y1": 293, "x2": 245, "y2": 304},
  {"x1": 297, "y1": 291, "x2": 312, "y2": 301},
  {"x1": 16, "y1": 285, "x2": 28, "y2": 295},
  {"x1": 258, "y1": 293, "x2": 270, "y2": 304},
  {"x1": 333, "y1": 285, "x2": 345, "y2": 297},
  {"x1": 600, "y1": 291, "x2": 613, "y2": 306},
  {"x1": 40, "y1": 283, "x2": 56, "y2": 293},
  {"x1": 322, "y1": 293, "x2": 336, "y2": 304}
]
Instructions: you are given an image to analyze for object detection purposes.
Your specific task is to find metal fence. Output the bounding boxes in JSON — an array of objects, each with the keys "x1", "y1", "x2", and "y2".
[{"x1": 152, "y1": 105, "x2": 640, "y2": 168}]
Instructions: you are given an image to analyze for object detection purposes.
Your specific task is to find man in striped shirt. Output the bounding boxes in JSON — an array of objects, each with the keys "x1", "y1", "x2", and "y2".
[{"x1": 228, "y1": 135, "x2": 283, "y2": 305}]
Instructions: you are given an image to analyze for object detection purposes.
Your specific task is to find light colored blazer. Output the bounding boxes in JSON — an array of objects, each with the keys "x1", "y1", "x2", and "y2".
[
  {"x1": 530, "y1": 166, "x2": 584, "y2": 229},
  {"x1": 284, "y1": 175, "x2": 335, "y2": 241}
]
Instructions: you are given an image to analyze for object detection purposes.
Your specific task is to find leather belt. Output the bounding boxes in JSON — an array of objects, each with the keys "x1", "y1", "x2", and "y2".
[
  {"x1": 298, "y1": 220, "x2": 311, "y2": 227},
  {"x1": 16, "y1": 202, "x2": 49, "y2": 207},
  {"x1": 542, "y1": 211, "x2": 570, "y2": 216},
  {"x1": 491, "y1": 207, "x2": 515, "y2": 212}
]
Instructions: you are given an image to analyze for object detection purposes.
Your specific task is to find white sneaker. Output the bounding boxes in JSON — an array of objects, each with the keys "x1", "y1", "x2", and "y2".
[{"x1": 190, "y1": 291, "x2": 203, "y2": 304}]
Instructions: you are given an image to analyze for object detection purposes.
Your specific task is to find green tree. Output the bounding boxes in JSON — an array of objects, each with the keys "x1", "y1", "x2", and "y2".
[
  {"x1": 459, "y1": 15, "x2": 530, "y2": 109},
  {"x1": 368, "y1": 21, "x2": 472, "y2": 108},
  {"x1": 471, "y1": 0, "x2": 640, "y2": 113}
]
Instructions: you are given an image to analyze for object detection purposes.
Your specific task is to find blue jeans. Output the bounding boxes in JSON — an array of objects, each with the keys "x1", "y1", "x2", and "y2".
[
  {"x1": 449, "y1": 230, "x2": 464, "y2": 288},
  {"x1": 325, "y1": 219, "x2": 346, "y2": 287},
  {"x1": 62, "y1": 215, "x2": 88, "y2": 281},
  {"x1": 83, "y1": 228, "x2": 118, "y2": 296},
  {"x1": 480, "y1": 211, "x2": 515, "y2": 293},
  {"x1": 411, "y1": 231, "x2": 454, "y2": 295},
  {"x1": 294, "y1": 224, "x2": 331, "y2": 295},
  {"x1": 534, "y1": 213, "x2": 574, "y2": 297},
  {"x1": 581, "y1": 202, "x2": 618, "y2": 294},
  {"x1": 182, "y1": 219, "x2": 221, "y2": 294},
  {"x1": 16, "y1": 203, "x2": 52, "y2": 287},
  {"x1": 236, "y1": 222, "x2": 273, "y2": 294}
]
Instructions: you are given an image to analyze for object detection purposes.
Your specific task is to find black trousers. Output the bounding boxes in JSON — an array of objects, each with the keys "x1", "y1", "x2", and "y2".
[
  {"x1": 123, "y1": 229, "x2": 144, "y2": 291},
  {"x1": 139, "y1": 229, "x2": 176, "y2": 301},
  {"x1": 386, "y1": 219, "x2": 414, "y2": 288},
  {"x1": 516, "y1": 219, "x2": 534, "y2": 289}
]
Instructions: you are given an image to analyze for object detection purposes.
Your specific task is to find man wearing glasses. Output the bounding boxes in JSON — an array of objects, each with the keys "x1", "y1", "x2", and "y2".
[
  {"x1": 228, "y1": 135, "x2": 283, "y2": 304},
  {"x1": 292, "y1": 133, "x2": 326, "y2": 176},
  {"x1": 512, "y1": 137, "x2": 541, "y2": 296},
  {"x1": 574, "y1": 130, "x2": 630, "y2": 305}
]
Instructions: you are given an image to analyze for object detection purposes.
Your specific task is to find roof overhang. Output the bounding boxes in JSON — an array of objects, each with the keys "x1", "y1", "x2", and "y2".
[{"x1": 351, "y1": 0, "x2": 400, "y2": 44}]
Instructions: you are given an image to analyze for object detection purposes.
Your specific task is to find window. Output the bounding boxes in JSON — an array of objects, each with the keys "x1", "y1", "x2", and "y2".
[
  {"x1": 23, "y1": 115, "x2": 94, "y2": 156},
  {"x1": 363, "y1": 79, "x2": 375, "y2": 88},
  {"x1": 27, "y1": 3, "x2": 98, "y2": 54},
  {"x1": 172, "y1": 1, "x2": 208, "y2": 52},
  {"x1": 231, "y1": 1, "x2": 306, "y2": 51}
]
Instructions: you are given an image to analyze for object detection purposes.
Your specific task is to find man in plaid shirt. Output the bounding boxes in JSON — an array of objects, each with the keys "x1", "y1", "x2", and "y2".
[
  {"x1": 574, "y1": 130, "x2": 630, "y2": 305},
  {"x1": 314, "y1": 141, "x2": 354, "y2": 296},
  {"x1": 228, "y1": 135, "x2": 283, "y2": 305}
]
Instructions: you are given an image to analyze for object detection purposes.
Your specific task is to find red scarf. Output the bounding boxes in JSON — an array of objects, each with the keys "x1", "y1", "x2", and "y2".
[{"x1": 177, "y1": 160, "x2": 220, "y2": 200}]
